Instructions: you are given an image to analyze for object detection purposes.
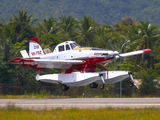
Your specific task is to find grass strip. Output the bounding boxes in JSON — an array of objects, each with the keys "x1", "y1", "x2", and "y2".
[{"x1": 0, "y1": 108, "x2": 160, "y2": 120}]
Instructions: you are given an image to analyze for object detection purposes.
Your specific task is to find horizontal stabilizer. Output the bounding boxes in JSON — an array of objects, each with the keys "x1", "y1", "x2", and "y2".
[{"x1": 20, "y1": 50, "x2": 29, "y2": 58}]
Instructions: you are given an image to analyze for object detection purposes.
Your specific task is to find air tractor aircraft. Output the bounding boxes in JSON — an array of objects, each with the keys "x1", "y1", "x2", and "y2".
[{"x1": 9, "y1": 37, "x2": 151, "y2": 91}]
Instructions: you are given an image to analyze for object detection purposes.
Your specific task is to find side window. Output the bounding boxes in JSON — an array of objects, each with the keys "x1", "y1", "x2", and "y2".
[
  {"x1": 70, "y1": 43, "x2": 75, "y2": 49},
  {"x1": 58, "y1": 45, "x2": 64, "y2": 52},
  {"x1": 66, "y1": 44, "x2": 70, "y2": 50}
]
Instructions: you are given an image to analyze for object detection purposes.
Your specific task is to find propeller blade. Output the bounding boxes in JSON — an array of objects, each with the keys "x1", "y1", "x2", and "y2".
[{"x1": 108, "y1": 39, "x2": 114, "y2": 51}]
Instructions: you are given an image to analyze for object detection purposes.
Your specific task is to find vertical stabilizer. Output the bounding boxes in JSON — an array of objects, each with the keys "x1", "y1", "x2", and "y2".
[{"x1": 29, "y1": 37, "x2": 44, "y2": 57}]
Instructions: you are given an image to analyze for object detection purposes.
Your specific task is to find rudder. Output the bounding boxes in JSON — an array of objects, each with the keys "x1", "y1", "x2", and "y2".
[{"x1": 29, "y1": 37, "x2": 44, "y2": 57}]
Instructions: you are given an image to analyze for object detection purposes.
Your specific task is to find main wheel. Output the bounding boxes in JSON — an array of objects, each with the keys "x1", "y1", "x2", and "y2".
[
  {"x1": 61, "y1": 84, "x2": 69, "y2": 91},
  {"x1": 66, "y1": 86, "x2": 69, "y2": 91},
  {"x1": 90, "y1": 82, "x2": 98, "y2": 88},
  {"x1": 94, "y1": 83, "x2": 98, "y2": 88}
]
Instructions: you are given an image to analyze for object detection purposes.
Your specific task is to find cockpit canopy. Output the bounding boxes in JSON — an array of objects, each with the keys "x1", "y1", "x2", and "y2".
[
  {"x1": 54, "y1": 41, "x2": 111, "y2": 53},
  {"x1": 54, "y1": 41, "x2": 80, "y2": 53}
]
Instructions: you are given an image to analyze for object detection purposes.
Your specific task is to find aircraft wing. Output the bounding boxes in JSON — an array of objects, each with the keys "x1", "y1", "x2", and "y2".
[
  {"x1": 115, "y1": 49, "x2": 151, "y2": 59},
  {"x1": 9, "y1": 57, "x2": 86, "y2": 69}
]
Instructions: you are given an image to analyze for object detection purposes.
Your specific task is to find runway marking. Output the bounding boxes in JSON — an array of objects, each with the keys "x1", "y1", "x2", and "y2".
[
  {"x1": 1, "y1": 103, "x2": 160, "y2": 109},
  {"x1": 1, "y1": 98, "x2": 160, "y2": 109}
]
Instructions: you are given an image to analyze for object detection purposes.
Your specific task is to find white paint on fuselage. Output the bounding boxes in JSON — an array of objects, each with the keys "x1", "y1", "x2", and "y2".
[{"x1": 39, "y1": 41, "x2": 118, "y2": 63}]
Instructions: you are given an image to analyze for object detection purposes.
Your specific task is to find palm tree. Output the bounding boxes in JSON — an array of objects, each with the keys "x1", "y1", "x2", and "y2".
[
  {"x1": 76, "y1": 15, "x2": 97, "y2": 46},
  {"x1": 135, "y1": 21, "x2": 159, "y2": 69},
  {"x1": 8, "y1": 10, "x2": 39, "y2": 43},
  {"x1": 58, "y1": 15, "x2": 78, "y2": 41},
  {"x1": 135, "y1": 21, "x2": 159, "y2": 50},
  {"x1": 37, "y1": 17, "x2": 58, "y2": 36},
  {"x1": 59, "y1": 16, "x2": 77, "y2": 32},
  {"x1": 0, "y1": 26, "x2": 13, "y2": 61},
  {"x1": 9, "y1": 10, "x2": 39, "y2": 25},
  {"x1": 94, "y1": 24, "x2": 114, "y2": 48},
  {"x1": 113, "y1": 17, "x2": 136, "y2": 37},
  {"x1": 122, "y1": 21, "x2": 159, "y2": 70}
]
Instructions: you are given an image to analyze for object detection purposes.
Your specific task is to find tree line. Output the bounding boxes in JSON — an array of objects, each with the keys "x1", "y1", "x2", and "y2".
[
  {"x1": 1, "y1": 0, "x2": 160, "y2": 26},
  {"x1": 0, "y1": 10, "x2": 160, "y2": 96}
]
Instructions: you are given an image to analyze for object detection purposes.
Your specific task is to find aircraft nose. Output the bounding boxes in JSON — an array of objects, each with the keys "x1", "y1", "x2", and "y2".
[{"x1": 113, "y1": 51, "x2": 119, "y2": 56}]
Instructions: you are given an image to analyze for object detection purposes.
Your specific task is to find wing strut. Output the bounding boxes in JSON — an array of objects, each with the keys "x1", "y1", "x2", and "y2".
[
  {"x1": 99, "y1": 64, "x2": 109, "y2": 71},
  {"x1": 82, "y1": 64, "x2": 88, "y2": 73}
]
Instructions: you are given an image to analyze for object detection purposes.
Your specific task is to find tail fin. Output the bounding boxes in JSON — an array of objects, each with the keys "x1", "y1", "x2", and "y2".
[{"x1": 29, "y1": 37, "x2": 44, "y2": 57}]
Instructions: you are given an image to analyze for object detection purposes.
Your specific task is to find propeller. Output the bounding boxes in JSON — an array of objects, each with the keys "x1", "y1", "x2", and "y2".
[{"x1": 108, "y1": 39, "x2": 122, "y2": 70}]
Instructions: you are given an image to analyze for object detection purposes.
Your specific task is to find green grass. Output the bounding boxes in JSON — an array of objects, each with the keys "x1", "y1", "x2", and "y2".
[{"x1": 0, "y1": 108, "x2": 160, "y2": 120}]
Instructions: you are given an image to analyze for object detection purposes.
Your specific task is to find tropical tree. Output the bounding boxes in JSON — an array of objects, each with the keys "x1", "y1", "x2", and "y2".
[
  {"x1": 37, "y1": 17, "x2": 58, "y2": 36},
  {"x1": 58, "y1": 15, "x2": 78, "y2": 41},
  {"x1": 8, "y1": 10, "x2": 39, "y2": 43},
  {"x1": 0, "y1": 23, "x2": 15, "y2": 84},
  {"x1": 113, "y1": 17, "x2": 137, "y2": 38},
  {"x1": 140, "y1": 69, "x2": 158, "y2": 95},
  {"x1": 76, "y1": 15, "x2": 98, "y2": 46},
  {"x1": 94, "y1": 24, "x2": 114, "y2": 48},
  {"x1": 133, "y1": 21, "x2": 159, "y2": 69},
  {"x1": 135, "y1": 21, "x2": 159, "y2": 50},
  {"x1": 9, "y1": 10, "x2": 39, "y2": 25}
]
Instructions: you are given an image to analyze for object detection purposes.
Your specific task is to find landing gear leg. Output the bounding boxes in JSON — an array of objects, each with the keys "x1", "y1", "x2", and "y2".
[
  {"x1": 99, "y1": 74, "x2": 105, "y2": 89},
  {"x1": 128, "y1": 72, "x2": 139, "y2": 89}
]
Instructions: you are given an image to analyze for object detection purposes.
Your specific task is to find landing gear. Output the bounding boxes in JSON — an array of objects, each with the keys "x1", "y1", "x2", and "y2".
[
  {"x1": 129, "y1": 82, "x2": 133, "y2": 88},
  {"x1": 128, "y1": 72, "x2": 137, "y2": 88},
  {"x1": 61, "y1": 84, "x2": 69, "y2": 91},
  {"x1": 89, "y1": 82, "x2": 98, "y2": 88},
  {"x1": 100, "y1": 84, "x2": 104, "y2": 89},
  {"x1": 99, "y1": 74, "x2": 105, "y2": 89}
]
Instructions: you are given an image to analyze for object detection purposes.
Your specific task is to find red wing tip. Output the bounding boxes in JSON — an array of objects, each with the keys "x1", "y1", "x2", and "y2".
[
  {"x1": 142, "y1": 49, "x2": 151, "y2": 53},
  {"x1": 8, "y1": 57, "x2": 33, "y2": 63},
  {"x1": 8, "y1": 57, "x2": 22, "y2": 63}
]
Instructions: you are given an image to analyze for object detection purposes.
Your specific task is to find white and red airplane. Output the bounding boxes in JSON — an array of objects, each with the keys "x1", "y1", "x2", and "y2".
[{"x1": 9, "y1": 37, "x2": 151, "y2": 91}]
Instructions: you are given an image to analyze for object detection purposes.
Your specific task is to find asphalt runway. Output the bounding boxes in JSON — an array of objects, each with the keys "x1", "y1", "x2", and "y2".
[{"x1": 0, "y1": 98, "x2": 160, "y2": 109}]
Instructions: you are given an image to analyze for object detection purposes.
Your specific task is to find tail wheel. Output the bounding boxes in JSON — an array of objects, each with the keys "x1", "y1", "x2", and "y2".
[
  {"x1": 61, "y1": 84, "x2": 69, "y2": 91},
  {"x1": 129, "y1": 83, "x2": 133, "y2": 87},
  {"x1": 100, "y1": 84, "x2": 104, "y2": 89}
]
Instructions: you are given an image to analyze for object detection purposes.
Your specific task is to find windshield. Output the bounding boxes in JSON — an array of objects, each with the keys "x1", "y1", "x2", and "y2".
[
  {"x1": 73, "y1": 43, "x2": 80, "y2": 47},
  {"x1": 70, "y1": 42, "x2": 80, "y2": 49}
]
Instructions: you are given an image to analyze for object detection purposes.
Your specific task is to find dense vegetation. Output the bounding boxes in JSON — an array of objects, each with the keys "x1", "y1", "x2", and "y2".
[
  {"x1": 0, "y1": 10, "x2": 160, "y2": 97},
  {"x1": 1, "y1": 0, "x2": 160, "y2": 25}
]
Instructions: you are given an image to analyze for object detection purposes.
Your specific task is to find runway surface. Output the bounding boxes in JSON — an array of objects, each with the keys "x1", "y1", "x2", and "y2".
[{"x1": 0, "y1": 98, "x2": 160, "y2": 109}]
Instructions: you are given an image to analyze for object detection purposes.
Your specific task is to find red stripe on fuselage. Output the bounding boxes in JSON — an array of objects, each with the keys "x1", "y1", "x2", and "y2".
[{"x1": 80, "y1": 57, "x2": 114, "y2": 64}]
